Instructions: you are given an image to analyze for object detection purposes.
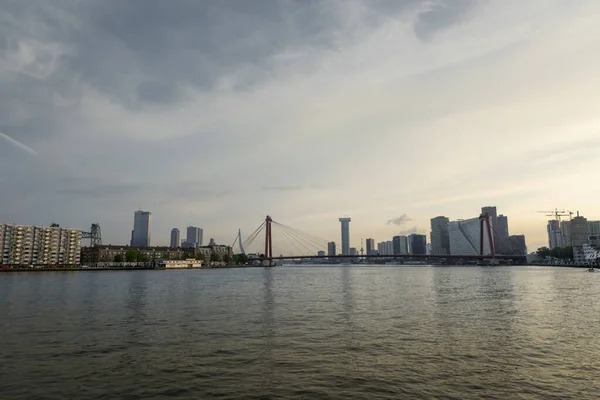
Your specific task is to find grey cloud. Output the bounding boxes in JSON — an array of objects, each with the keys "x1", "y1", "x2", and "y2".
[
  {"x1": 387, "y1": 214, "x2": 412, "y2": 226},
  {"x1": 414, "y1": 0, "x2": 476, "y2": 41}
]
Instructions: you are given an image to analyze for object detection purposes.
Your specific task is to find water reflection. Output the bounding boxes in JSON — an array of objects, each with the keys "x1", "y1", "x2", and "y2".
[{"x1": 259, "y1": 267, "x2": 275, "y2": 393}]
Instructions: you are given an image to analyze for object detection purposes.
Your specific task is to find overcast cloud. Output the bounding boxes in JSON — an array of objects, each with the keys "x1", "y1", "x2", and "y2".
[{"x1": 2, "y1": 0, "x2": 600, "y2": 252}]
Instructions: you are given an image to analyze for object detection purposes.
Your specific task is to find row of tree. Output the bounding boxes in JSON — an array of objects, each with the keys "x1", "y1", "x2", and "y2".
[{"x1": 535, "y1": 246, "x2": 573, "y2": 260}]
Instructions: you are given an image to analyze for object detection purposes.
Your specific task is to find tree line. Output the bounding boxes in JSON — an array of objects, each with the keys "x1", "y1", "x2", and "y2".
[{"x1": 535, "y1": 246, "x2": 573, "y2": 260}]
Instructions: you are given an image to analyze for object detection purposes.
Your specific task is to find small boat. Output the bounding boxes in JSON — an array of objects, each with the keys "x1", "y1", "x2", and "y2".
[{"x1": 587, "y1": 267, "x2": 596, "y2": 272}]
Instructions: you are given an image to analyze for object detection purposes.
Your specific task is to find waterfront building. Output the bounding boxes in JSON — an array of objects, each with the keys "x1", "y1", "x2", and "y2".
[
  {"x1": 408, "y1": 234, "x2": 427, "y2": 255},
  {"x1": 0, "y1": 224, "x2": 82, "y2": 266},
  {"x1": 496, "y1": 215, "x2": 509, "y2": 254},
  {"x1": 131, "y1": 210, "x2": 151, "y2": 247},
  {"x1": 81, "y1": 245, "x2": 186, "y2": 264},
  {"x1": 327, "y1": 241, "x2": 336, "y2": 257},
  {"x1": 317, "y1": 250, "x2": 325, "y2": 257},
  {"x1": 430, "y1": 216, "x2": 450, "y2": 255},
  {"x1": 339, "y1": 218, "x2": 351, "y2": 256},
  {"x1": 170, "y1": 228, "x2": 180, "y2": 249},
  {"x1": 547, "y1": 220, "x2": 563, "y2": 249},
  {"x1": 481, "y1": 206, "x2": 498, "y2": 253},
  {"x1": 449, "y1": 217, "x2": 492, "y2": 256},
  {"x1": 366, "y1": 238, "x2": 375, "y2": 255}
]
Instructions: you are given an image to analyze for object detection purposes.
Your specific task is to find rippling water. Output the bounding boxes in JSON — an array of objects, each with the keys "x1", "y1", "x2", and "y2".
[{"x1": 1, "y1": 266, "x2": 600, "y2": 399}]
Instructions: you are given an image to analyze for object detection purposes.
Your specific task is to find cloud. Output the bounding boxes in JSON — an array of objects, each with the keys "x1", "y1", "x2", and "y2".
[
  {"x1": 397, "y1": 226, "x2": 421, "y2": 236},
  {"x1": 1, "y1": 0, "x2": 600, "y2": 252},
  {"x1": 387, "y1": 214, "x2": 413, "y2": 226},
  {"x1": 0, "y1": 131, "x2": 38, "y2": 155}
]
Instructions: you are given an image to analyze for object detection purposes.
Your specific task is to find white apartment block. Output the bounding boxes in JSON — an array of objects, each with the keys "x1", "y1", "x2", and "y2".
[{"x1": 0, "y1": 224, "x2": 82, "y2": 266}]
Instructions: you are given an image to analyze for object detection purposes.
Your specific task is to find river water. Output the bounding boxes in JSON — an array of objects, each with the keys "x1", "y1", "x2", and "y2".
[{"x1": 1, "y1": 266, "x2": 599, "y2": 399}]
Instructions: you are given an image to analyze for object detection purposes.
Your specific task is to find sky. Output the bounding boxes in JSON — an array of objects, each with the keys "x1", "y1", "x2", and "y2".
[{"x1": 2, "y1": 0, "x2": 600, "y2": 254}]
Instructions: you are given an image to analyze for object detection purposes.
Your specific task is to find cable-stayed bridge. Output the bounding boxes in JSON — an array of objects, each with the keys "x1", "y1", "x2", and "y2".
[{"x1": 233, "y1": 216, "x2": 527, "y2": 265}]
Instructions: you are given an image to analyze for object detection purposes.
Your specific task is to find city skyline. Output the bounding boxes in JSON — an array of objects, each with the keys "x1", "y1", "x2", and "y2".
[{"x1": 2, "y1": 2, "x2": 600, "y2": 250}]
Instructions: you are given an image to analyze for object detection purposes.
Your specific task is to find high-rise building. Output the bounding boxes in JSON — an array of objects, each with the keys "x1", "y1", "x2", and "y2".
[
  {"x1": 430, "y1": 216, "x2": 450, "y2": 255},
  {"x1": 504, "y1": 235, "x2": 527, "y2": 255},
  {"x1": 170, "y1": 228, "x2": 180, "y2": 248},
  {"x1": 185, "y1": 226, "x2": 203, "y2": 248},
  {"x1": 392, "y1": 236, "x2": 402, "y2": 255},
  {"x1": 570, "y1": 215, "x2": 590, "y2": 247},
  {"x1": 481, "y1": 206, "x2": 498, "y2": 253},
  {"x1": 366, "y1": 238, "x2": 375, "y2": 255},
  {"x1": 496, "y1": 215, "x2": 509, "y2": 254},
  {"x1": 397, "y1": 235, "x2": 409, "y2": 254},
  {"x1": 449, "y1": 217, "x2": 493, "y2": 255},
  {"x1": 547, "y1": 220, "x2": 563, "y2": 249},
  {"x1": 327, "y1": 241, "x2": 336, "y2": 257},
  {"x1": 589, "y1": 221, "x2": 600, "y2": 236},
  {"x1": 560, "y1": 221, "x2": 571, "y2": 246},
  {"x1": 131, "y1": 210, "x2": 151, "y2": 247},
  {"x1": 408, "y1": 234, "x2": 427, "y2": 255},
  {"x1": 339, "y1": 218, "x2": 351, "y2": 256},
  {"x1": 0, "y1": 224, "x2": 81, "y2": 266}
]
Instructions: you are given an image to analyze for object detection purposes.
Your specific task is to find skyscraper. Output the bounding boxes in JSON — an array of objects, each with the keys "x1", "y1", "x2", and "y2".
[
  {"x1": 449, "y1": 217, "x2": 492, "y2": 255},
  {"x1": 186, "y1": 226, "x2": 203, "y2": 247},
  {"x1": 170, "y1": 228, "x2": 180, "y2": 248},
  {"x1": 408, "y1": 234, "x2": 427, "y2": 255},
  {"x1": 398, "y1": 235, "x2": 409, "y2": 254},
  {"x1": 481, "y1": 206, "x2": 498, "y2": 253},
  {"x1": 570, "y1": 215, "x2": 590, "y2": 247},
  {"x1": 547, "y1": 220, "x2": 563, "y2": 249},
  {"x1": 131, "y1": 210, "x2": 151, "y2": 247},
  {"x1": 430, "y1": 216, "x2": 450, "y2": 255},
  {"x1": 339, "y1": 218, "x2": 351, "y2": 256},
  {"x1": 327, "y1": 241, "x2": 336, "y2": 257},
  {"x1": 496, "y1": 215, "x2": 509, "y2": 254},
  {"x1": 366, "y1": 238, "x2": 375, "y2": 255}
]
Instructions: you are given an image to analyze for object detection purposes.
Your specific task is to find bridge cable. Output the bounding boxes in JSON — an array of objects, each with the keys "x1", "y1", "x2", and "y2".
[
  {"x1": 273, "y1": 224, "x2": 323, "y2": 255},
  {"x1": 243, "y1": 221, "x2": 266, "y2": 252},
  {"x1": 272, "y1": 224, "x2": 306, "y2": 256},
  {"x1": 271, "y1": 221, "x2": 329, "y2": 250}
]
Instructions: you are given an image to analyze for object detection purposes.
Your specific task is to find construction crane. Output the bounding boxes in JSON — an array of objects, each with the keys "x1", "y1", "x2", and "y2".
[{"x1": 537, "y1": 209, "x2": 574, "y2": 222}]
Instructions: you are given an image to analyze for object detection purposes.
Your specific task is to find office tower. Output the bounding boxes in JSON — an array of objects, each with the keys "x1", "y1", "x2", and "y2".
[
  {"x1": 366, "y1": 238, "x2": 375, "y2": 255},
  {"x1": 392, "y1": 236, "x2": 402, "y2": 255},
  {"x1": 186, "y1": 226, "x2": 203, "y2": 247},
  {"x1": 481, "y1": 206, "x2": 498, "y2": 252},
  {"x1": 339, "y1": 218, "x2": 351, "y2": 256},
  {"x1": 430, "y1": 216, "x2": 450, "y2": 255},
  {"x1": 398, "y1": 235, "x2": 409, "y2": 254},
  {"x1": 408, "y1": 234, "x2": 427, "y2": 255},
  {"x1": 504, "y1": 235, "x2": 527, "y2": 256},
  {"x1": 547, "y1": 220, "x2": 563, "y2": 248},
  {"x1": 131, "y1": 210, "x2": 152, "y2": 247},
  {"x1": 0, "y1": 224, "x2": 82, "y2": 265},
  {"x1": 449, "y1": 217, "x2": 492, "y2": 255},
  {"x1": 170, "y1": 228, "x2": 180, "y2": 248},
  {"x1": 327, "y1": 241, "x2": 337, "y2": 256},
  {"x1": 496, "y1": 215, "x2": 509, "y2": 254}
]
